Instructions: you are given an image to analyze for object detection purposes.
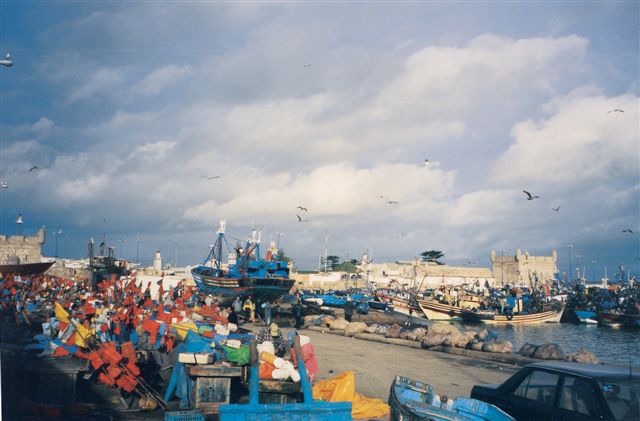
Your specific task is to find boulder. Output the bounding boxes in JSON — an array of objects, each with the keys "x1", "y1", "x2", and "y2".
[
  {"x1": 322, "y1": 316, "x2": 335, "y2": 327},
  {"x1": 344, "y1": 322, "x2": 368, "y2": 337},
  {"x1": 519, "y1": 343, "x2": 538, "y2": 357},
  {"x1": 375, "y1": 325, "x2": 389, "y2": 335},
  {"x1": 443, "y1": 334, "x2": 461, "y2": 347},
  {"x1": 455, "y1": 331, "x2": 477, "y2": 348},
  {"x1": 405, "y1": 327, "x2": 428, "y2": 342},
  {"x1": 303, "y1": 315, "x2": 317, "y2": 327},
  {"x1": 385, "y1": 324, "x2": 403, "y2": 339},
  {"x1": 328, "y1": 318, "x2": 349, "y2": 331},
  {"x1": 470, "y1": 341, "x2": 484, "y2": 351},
  {"x1": 482, "y1": 340, "x2": 513, "y2": 354},
  {"x1": 532, "y1": 343, "x2": 565, "y2": 360},
  {"x1": 429, "y1": 323, "x2": 461, "y2": 336},
  {"x1": 565, "y1": 348, "x2": 599, "y2": 364},
  {"x1": 421, "y1": 333, "x2": 446, "y2": 348},
  {"x1": 365, "y1": 324, "x2": 379, "y2": 334},
  {"x1": 476, "y1": 329, "x2": 497, "y2": 342}
]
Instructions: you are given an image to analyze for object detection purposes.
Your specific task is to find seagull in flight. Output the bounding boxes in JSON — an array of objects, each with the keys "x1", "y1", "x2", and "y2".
[
  {"x1": 552, "y1": 206, "x2": 561, "y2": 212},
  {"x1": 201, "y1": 175, "x2": 221, "y2": 180},
  {"x1": 303, "y1": 64, "x2": 311, "y2": 68},
  {"x1": 0, "y1": 181, "x2": 8, "y2": 189},
  {"x1": 387, "y1": 200, "x2": 399, "y2": 205},
  {"x1": 423, "y1": 159, "x2": 430, "y2": 166},
  {"x1": 607, "y1": 109, "x2": 624, "y2": 113},
  {"x1": 296, "y1": 214, "x2": 308, "y2": 223},
  {"x1": 523, "y1": 190, "x2": 540, "y2": 200},
  {"x1": 28, "y1": 166, "x2": 39, "y2": 172},
  {"x1": 297, "y1": 206, "x2": 308, "y2": 212},
  {"x1": 622, "y1": 229, "x2": 634, "y2": 234}
]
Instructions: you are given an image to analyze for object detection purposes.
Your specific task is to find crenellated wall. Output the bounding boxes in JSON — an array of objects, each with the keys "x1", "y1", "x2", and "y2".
[{"x1": 0, "y1": 228, "x2": 46, "y2": 264}]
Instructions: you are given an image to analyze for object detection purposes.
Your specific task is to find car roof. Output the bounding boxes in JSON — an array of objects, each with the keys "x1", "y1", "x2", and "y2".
[{"x1": 526, "y1": 361, "x2": 640, "y2": 380}]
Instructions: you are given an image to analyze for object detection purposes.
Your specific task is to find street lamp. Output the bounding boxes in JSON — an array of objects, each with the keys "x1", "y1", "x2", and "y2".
[
  {"x1": 136, "y1": 238, "x2": 141, "y2": 267},
  {"x1": 173, "y1": 242, "x2": 178, "y2": 268},
  {"x1": 54, "y1": 229, "x2": 63, "y2": 257},
  {"x1": 499, "y1": 249, "x2": 506, "y2": 286},
  {"x1": 567, "y1": 244, "x2": 573, "y2": 283},
  {"x1": 0, "y1": 53, "x2": 13, "y2": 68}
]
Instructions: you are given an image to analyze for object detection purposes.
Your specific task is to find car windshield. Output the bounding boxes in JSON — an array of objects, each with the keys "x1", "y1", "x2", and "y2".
[{"x1": 599, "y1": 379, "x2": 640, "y2": 421}]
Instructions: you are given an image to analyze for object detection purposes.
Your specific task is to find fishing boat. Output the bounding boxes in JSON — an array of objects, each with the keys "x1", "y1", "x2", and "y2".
[
  {"x1": 388, "y1": 375, "x2": 514, "y2": 421},
  {"x1": 191, "y1": 221, "x2": 294, "y2": 305},
  {"x1": 460, "y1": 307, "x2": 564, "y2": 324},
  {"x1": 573, "y1": 309, "x2": 599, "y2": 324},
  {"x1": 380, "y1": 293, "x2": 421, "y2": 317}
]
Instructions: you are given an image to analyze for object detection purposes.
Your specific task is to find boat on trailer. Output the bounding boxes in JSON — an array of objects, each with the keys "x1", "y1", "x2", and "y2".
[{"x1": 389, "y1": 375, "x2": 514, "y2": 421}]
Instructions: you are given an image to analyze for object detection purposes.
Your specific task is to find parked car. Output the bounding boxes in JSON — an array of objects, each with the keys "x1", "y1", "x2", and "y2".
[{"x1": 470, "y1": 361, "x2": 639, "y2": 421}]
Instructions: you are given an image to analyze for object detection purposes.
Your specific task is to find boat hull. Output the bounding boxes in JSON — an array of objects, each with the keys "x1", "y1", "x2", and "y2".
[
  {"x1": 461, "y1": 309, "x2": 564, "y2": 324},
  {"x1": 192, "y1": 269, "x2": 294, "y2": 304},
  {"x1": 416, "y1": 299, "x2": 463, "y2": 321},
  {"x1": 0, "y1": 261, "x2": 54, "y2": 276},
  {"x1": 389, "y1": 375, "x2": 514, "y2": 421}
]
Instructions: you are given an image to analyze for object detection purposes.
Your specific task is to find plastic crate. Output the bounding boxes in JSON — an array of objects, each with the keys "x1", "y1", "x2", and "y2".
[{"x1": 165, "y1": 410, "x2": 206, "y2": 421}]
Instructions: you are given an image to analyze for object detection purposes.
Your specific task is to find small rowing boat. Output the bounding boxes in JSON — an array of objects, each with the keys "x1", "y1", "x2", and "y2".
[{"x1": 388, "y1": 375, "x2": 514, "y2": 421}]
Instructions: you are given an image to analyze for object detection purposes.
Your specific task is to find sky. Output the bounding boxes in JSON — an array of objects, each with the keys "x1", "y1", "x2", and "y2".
[{"x1": 0, "y1": 1, "x2": 638, "y2": 280}]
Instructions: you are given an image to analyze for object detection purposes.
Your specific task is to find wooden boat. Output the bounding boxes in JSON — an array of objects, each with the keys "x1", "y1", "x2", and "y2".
[
  {"x1": 388, "y1": 375, "x2": 514, "y2": 421},
  {"x1": 383, "y1": 294, "x2": 421, "y2": 317},
  {"x1": 460, "y1": 307, "x2": 564, "y2": 324},
  {"x1": 416, "y1": 294, "x2": 483, "y2": 321}
]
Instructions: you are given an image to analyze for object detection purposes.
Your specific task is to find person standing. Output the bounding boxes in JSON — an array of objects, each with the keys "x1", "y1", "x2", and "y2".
[
  {"x1": 344, "y1": 296, "x2": 354, "y2": 322},
  {"x1": 243, "y1": 296, "x2": 255, "y2": 323},
  {"x1": 261, "y1": 301, "x2": 272, "y2": 326},
  {"x1": 292, "y1": 298, "x2": 304, "y2": 329},
  {"x1": 232, "y1": 296, "x2": 242, "y2": 324}
]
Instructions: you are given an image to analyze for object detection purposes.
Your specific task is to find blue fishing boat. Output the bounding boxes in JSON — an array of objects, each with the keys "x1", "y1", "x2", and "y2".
[
  {"x1": 389, "y1": 375, "x2": 514, "y2": 421},
  {"x1": 191, "y1": 221, "x2": 294, "y2": 305}
]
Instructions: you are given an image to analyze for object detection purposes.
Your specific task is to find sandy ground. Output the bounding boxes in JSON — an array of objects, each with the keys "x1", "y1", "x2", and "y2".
[{"x1": 243, "y1": 321, "x2": 517, "y2": 418}]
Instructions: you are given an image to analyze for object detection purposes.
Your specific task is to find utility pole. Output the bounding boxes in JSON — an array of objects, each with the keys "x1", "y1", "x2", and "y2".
[
  {"x1": 324, "y1": 230, "x2": 329, "y2": 273},
  {"x1": 173, "y1": 242, "x2": 178, "y2": 268},
  {"x1": 136, "y1": 238, "x2": 141, "y2": 267},
  {"x1": 568, "y1": 244, "x2": 573, "y2": 284}
]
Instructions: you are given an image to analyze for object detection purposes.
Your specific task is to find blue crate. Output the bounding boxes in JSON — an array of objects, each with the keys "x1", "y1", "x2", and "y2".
[{"x1": 165, "y1": 410, "x2": 206, "y2": 421}]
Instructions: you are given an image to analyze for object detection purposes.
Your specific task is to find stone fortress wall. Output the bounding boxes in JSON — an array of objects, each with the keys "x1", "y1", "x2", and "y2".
[{"x1": 0, "y1": 228, "x2": 46, "y2": 264}]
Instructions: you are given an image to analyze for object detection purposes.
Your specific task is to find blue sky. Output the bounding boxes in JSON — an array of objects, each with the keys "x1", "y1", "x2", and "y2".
[{"x1": 0, "y1": 2, "x2": 638, "y2": 279}]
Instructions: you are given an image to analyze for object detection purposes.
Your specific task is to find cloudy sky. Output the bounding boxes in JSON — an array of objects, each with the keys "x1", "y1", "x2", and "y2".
[{"x1": 0, "y1": 2, "x2": 638, "y2": 279}]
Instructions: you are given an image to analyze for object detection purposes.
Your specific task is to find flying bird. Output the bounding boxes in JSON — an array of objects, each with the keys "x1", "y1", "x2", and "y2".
[
  {"x1": 523, "y1": 190, "x2": 540, "y2": 200},
  {"x1": 201, "y1": 175, "x2": 220, "y2": 180},
  {"x1": 622, "y1": 229, "x2": 634, "y2": 234},
  {"x1": 296, "y1": 214, "x2": 308, "y2": 223},
  {"x1": 1, "y1": 181, "x2": 8, "y2": 189},
  {"x1": 28, "y1": 166, "x2": 39, "y2": 172},
  {"x1": 552, "y1": 206, "x2": 561, "y2": 212},
  {"x1": 303, "y1": 64, "x2": 311, "y2": 68},
  {"x1": 387, "y1": 200, "x2": 399, "y2": 205},
  {"x1": 607, "y1": 109, "x2": 624, "y2": 113},
  {"x1": 297, "y1": 206, "x2": 308, "y2": 212},
  {"x1": 423, "y1": 159, "x2": 430, "y2": 166}
]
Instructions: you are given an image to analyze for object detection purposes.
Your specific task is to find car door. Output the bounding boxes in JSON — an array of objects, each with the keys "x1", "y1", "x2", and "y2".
[
  {"x1": 552, "y1": 375, "x2": 606, "y2": 421},
  {"x1": 502, "y1": 368, "x2": 560, "y2": 421}
]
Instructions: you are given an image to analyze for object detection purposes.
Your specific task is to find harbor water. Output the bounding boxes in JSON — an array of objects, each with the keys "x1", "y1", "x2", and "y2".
[{"x1": 449, "y1": 321, "x2": 640, "y2": 366}]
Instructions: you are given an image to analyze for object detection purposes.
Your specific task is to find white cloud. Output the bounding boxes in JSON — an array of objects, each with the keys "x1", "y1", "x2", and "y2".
[
  {"x1": 133, "y1": 65, "x2": 192, "y2": 95},
  {"x1": 69, "y1": 67, "x2": 126, "y2": 103}
]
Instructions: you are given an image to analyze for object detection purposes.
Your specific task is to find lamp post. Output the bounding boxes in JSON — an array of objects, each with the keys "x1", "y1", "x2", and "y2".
[
  {"x1": 136, "y1": 238, "x2": 141, "y2": 267},
  {"x1": 500, "y1": 249, "x2": 506, "y2": 286},
  {"x1": 567, "y1": 244, "x2": 573, "y2": 283},
  {"x1": 173, "y1": 242, "x2": 178, "y2": 268},
  {"x1": 54, "y1": 229, "x2": 63, "y2": 257},
  {"x1": 591, "y1": 260, "x2": 597, "y2": 283},
  {"x1": 575, "y1": 255, "x2": 581, "y2": 281}
]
